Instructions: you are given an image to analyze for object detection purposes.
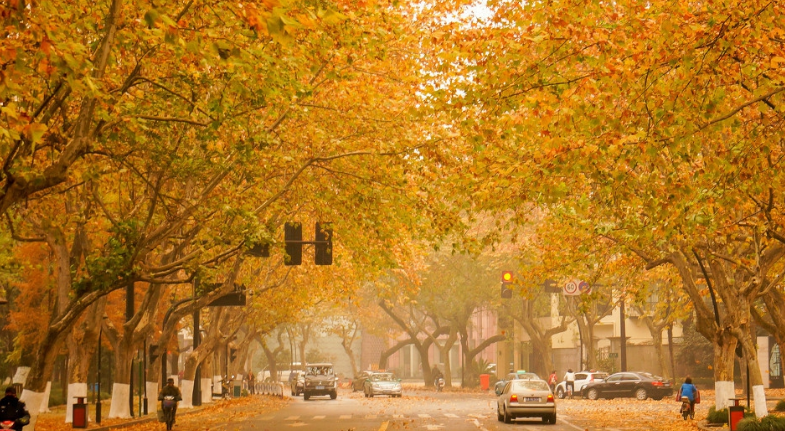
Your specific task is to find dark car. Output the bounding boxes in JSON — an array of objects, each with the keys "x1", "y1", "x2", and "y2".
[
  {"x1": 494, "y1": 371, "x2": 541, "y2": 396},
  {"x1": 352, "y1": 371, "x2": 376, "y2": 392},
  {"x1": 303, "y1": 363, "x2": 338, "y2": 400},
  {"x1": 581, "y1": 371, "x2": 673, "y2": 401}
]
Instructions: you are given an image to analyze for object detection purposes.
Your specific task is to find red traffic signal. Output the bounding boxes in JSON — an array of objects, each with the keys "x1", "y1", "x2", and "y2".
[{"x1": 502, "y1": 271, "x2": 513, "y2": 283}]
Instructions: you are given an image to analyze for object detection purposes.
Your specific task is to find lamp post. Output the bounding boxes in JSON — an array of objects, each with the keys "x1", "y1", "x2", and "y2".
[{"x1": 96, "y1": 313, "x2": 108, "y2": 424}]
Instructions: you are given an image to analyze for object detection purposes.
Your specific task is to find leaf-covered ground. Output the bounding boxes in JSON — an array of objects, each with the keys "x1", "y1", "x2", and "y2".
[{"x1": 35, "y1": 395, "x2": 289, "y2": 431}]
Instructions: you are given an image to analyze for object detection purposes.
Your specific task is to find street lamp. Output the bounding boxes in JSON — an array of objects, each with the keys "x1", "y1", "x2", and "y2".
[{"x1": 96, "y1": 313, "x2": 108, "y2": 424}]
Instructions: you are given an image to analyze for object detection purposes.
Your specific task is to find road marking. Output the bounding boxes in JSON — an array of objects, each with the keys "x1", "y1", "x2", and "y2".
[
  {"x1": 378, "y1": 421, "x2": 389, "y2": 431},
  {"x1": 472, "y1": 418, "x2": 489, "y2": 431},
  {"x1": 366, "y1": 415, "x2": 378, "y2": 419},
  {"x1": 339, "y1": 415, "x2": 352, "y2": 419},
  {"x1": 558, "y1": 416, "x2": 585, "y2": 431},
  {"x1": 284, "y1": 416, "x2": 299, "y2": 420},
  {"x1": 287, "y1": 424, "x2": 307, "y2": 428},
  {"x1": 393, "y1": 414, "x2": 404, "y2": 418},
  {"x1": 418, "y1": 413, "x2": 431, "y2": 418},
  {"x1": 444, "y1": 413, "x2": 458, "y2": 418},
  {"x1": 313, "y1": 415, "x2": 325, "y2": 419},
  {"x1": 467, "y1": 414, "x2": 487, "y2": 419},
  {"x1": 425, "y1": 425, "x2": 444, "y2": 430}
]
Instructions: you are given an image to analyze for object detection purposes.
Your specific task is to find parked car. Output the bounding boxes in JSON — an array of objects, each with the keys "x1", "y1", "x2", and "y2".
[
  {"x1": 581, "y1": 371, "x2": 673, "y2": 401},
  {"x1": 363, "y1": 372, "x2": 402, "y2": 398},
  {"x1": 496, "y1": 379, "x2": 556, "y2": 424},
  {"x1": 303, "y1": 363, "x2": 338, "y2": 400},
  {"x1": 290, "y1": 371, "x2": 305, "y2": 396},
  {"x1": 352, "y1": 371, "x2": 377, "y2": 392},
  {"x1": 494, "y1": 371, "x2": 541, "y2": 396},
  {"x1": 554, "y1": 371, "x2": 608, "y2": 399}
]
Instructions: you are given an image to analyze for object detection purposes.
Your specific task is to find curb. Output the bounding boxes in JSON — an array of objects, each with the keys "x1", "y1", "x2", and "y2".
[
  {"x1": 87, "y1": 404, "x2": 209, "y2": 431},
  {"x1": 697, "y1": 420, "x2": 728, "y2": 431}
]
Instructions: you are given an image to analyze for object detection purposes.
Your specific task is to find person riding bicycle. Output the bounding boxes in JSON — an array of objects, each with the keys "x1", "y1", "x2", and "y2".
[
  {"x1": 676, "y1": 376, "x2": 698, "y2": 417},
  {"x1": 0, "y1": 387, "x2": 30, "y2": 431},
  {"x1": 432, "y1": 366, "x2": 444, "y2": 387},
  {"x1": 563, "y1": 369, "x2": 576, "y2": 399},
  {"x1": 159, "y1": 378, "x2": 182, "y2": 430}
]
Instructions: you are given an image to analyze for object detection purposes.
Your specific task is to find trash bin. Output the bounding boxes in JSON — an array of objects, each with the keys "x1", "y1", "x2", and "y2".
[
  {"x1": 72, "y1": 397, "x2": 87, "y2": 429},
  {"x1": 479, "y1": 374, "x2": 490, "y2": 391},
  {"x1": 728, "y1": 405, "x2": 745, "y2": 431},
  {"x1": 233, "y1": 381, "x2": 242, "y2": 397}
]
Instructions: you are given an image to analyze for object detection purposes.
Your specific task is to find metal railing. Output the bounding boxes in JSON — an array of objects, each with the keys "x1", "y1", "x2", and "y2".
[{"x1": 256, "y1": 381, "x2": 285, "y2": 398}]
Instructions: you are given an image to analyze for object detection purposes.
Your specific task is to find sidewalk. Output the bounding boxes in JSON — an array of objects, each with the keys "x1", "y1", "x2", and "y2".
[{"x1": 35, "y1": 395, "x2": 288, "y2": 431}]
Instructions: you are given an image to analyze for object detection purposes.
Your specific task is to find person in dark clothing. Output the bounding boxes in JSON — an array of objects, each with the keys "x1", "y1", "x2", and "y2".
[
  {"x1": 0, "y1": 386, "x2": 30, "y2": 431},
  {"x1": 159, "y1": 378, "x2": 182, "y2": 429}
]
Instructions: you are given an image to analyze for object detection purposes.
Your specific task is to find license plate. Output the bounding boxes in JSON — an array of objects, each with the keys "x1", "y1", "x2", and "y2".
[
  {"x1": 524, "y1": 397, "x2": 540, "y2": 402},
  {"x1": 316, "y1": 386, "x2": 324, "y2": 390}
]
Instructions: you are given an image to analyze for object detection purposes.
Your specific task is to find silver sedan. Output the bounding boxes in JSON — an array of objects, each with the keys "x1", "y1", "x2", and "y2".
[
  {"x1": 364, "y1": 372, "x2": 402, "y2": 398},
  {"x1": 497, "y1": 379, "x2": 556, "y2": 424}
]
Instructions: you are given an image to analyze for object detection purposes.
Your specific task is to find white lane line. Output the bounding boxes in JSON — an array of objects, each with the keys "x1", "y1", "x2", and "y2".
[
  {"x1": 418, "y1": 413, "x2": 431, "y2": 418},
  {"x1": 366, "y1": 415, "x2": 378, "y2": 419},
  {"x1": 313, "y1": 415, "x2": 325, "y2": 419},
  {"x1": 284, "y1": 416, "x2": 299, "y2": 420},
  {"x1": 445, "y1": 413, "x2": 459, "y2": 418},
  {"x1": 559, "y1": 416, "x2": 585, "y2": 431},
  {"x1": 378, "y1": 421, "x2": 389, "y2": 431},
  {"x1": 393, "y1": 414, "x2": 404, "y2": 418},
  {"x1": 339, "y1": 415, "x2": 352, "y2": 419},
  {"x1": 472, "y1": 418, "x2": 490, "y2": 431}
]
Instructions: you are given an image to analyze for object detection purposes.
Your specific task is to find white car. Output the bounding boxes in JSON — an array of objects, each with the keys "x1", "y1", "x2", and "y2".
[{"x1": 555, "y1": 371, "x2": 608, "y2": 399}]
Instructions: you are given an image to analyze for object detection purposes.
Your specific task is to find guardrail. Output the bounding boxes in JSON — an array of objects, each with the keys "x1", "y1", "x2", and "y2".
[{"x1": 257, "y1": 381, "x2": 285, "y2": 398}]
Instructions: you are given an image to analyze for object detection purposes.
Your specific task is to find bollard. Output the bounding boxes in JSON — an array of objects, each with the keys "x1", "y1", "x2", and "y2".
[{"x1": 72, "y1": 397, "x2": 88, "y2": 429}]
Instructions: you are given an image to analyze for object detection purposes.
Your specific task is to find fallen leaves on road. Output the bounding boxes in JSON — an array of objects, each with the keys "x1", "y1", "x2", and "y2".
[{"x1": 35, "y1": 395, "x2": 289, "y2": 431}]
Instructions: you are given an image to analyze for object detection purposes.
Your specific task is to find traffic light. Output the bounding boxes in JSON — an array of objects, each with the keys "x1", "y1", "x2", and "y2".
[
  {"x1": 284, "y1": 222, "x2": 302, "y2": 265},
  {"x1": 314, "y1": 222, "x2": 333, "y2": 265},
  {"x1": 501, "y1": 271, "x2": 513, "y2": 299}
]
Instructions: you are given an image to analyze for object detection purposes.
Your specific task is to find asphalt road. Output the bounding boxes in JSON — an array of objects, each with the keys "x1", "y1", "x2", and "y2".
[{"x1": 235, "y1": 388, "x2": 585, "y2": 431}]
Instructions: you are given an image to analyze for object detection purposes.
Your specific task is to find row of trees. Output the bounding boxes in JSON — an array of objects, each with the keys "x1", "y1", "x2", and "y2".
[{"x1": 419, "y1": 0, "x2": 785, "y2": 417}]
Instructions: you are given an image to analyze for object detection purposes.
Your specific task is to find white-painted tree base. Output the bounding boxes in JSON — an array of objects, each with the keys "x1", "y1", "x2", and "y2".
[
  {"x1": 201, "y1": 378, "x2": 212, "y2": 404},
  {"x1": 180, "y1": 380, "x2": 194, "y2": 408},
  {"x1": 108, "y1": 383, "x2": 131, "y2": 418},
  {"x1": 13, "y1": 366, "x2": 30, "y2": 385},
  {"x1": 146, "y1": 382, "x2": 159, "y2": 414},
  {"x1": 753, "y1": 385, "x2": 767, "y2": 418},
  {"x1": 19, "y1": 389, "x2": 45, "y2": 431},
  {"x1": 65, "y1": 383, "x2": 88, "y2": 423},
  {"x1": 715, "y1": 381, "x2": 735, "y2": 411},
  {"x1": 40, "y1": 382, "x2": 51, "y2": 413},
  {"x1": 213, "y1": 375, "x2": 222, "y2": 395}
]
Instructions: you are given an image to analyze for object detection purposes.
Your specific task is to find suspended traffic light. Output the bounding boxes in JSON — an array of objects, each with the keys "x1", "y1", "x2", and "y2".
[{"x1": 501, "y1": 271, "x2": 513, "y2": 298}]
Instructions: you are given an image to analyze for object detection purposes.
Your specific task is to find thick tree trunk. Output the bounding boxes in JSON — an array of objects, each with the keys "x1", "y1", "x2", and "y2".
[
  {"x1": 107, "y1": 339, "x2": 134, "y2": 418},
  {"x1": 378, "y1": 339, "x2": 414, "y2": 371},
  {"x1": 713, "y1": 330, "x2": 737, "y2": 411}
]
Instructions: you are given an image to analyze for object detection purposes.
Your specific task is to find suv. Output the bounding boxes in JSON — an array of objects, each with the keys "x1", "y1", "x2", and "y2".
[
  {"x1": 494, "y1": 371, "x2": 540, "y2": 396},
  {"x1": 302, "y1": 363, "x2": 338, "y2": 400},
  {"x1": 555, "y1": 370, "x2": 608, "y2": 399},
  {"x1": 290, "y1": 371, "x2": 305, "y2": 396}
]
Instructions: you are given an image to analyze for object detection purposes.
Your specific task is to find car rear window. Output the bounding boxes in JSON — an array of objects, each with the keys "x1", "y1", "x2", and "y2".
[
  {"x1": 576, "y1": 373, "x2": 587, "y2": 380},
  {"x1": 513, "y1": 380, "x2": 550, "y2": 391}
]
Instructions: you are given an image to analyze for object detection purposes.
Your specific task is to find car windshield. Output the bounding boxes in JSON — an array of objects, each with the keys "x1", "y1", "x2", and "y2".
[
  {"x1": 513, "y1": 380, "x2": 550, "y2": 391},
  {"x1": 371, "y1": 373, "x2": 395, "y2": 382},
  {"x1": 515, "y1": 373, "x2": 539, "y2": 380},
  {"x1": 307, "y1": 365, "x2": 333, "y2": 375}
]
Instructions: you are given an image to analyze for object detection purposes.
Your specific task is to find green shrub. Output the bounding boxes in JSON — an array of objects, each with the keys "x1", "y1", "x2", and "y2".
[
  {"x1": 775, "y1": 399, "x2": 785, "y2": 412},
  {"x1": 708, "y1": 407, "x2": 729, "y2": 424},
  {"x1": 737, "y1": 415, "x2": 785, "y2": 431}
]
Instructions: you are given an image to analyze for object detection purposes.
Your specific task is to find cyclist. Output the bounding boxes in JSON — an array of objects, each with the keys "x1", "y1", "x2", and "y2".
[
  {"x1": 677, "y1": 376, "x2": 698, "y2": 419},
  {"x1": 159, "y1": 378, "x2": 182, "y2": 430},
  {"x1": 0, "y1": 386, "x2": 30, "y2": 431}
]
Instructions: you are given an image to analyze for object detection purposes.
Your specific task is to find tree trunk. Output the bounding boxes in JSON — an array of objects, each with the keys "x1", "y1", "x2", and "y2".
[
  {"x1": 378, "y1": 338, "x2": 414, "y2": 371},
  {"x1": 65, "y1": 300, "x2": 103, "y2": 423},
  {"x1": 107, "y1": 337, "x2": 134, "y2": 418}
]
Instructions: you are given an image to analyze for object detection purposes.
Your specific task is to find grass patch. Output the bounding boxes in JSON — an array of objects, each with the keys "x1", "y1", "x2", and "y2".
[
  {"x1": 737, "y1": 415, "x2": 785, "y2": 431},
  {"x1": 775, "y1": 399, "x2": 785, "y2": 412},
  {"x1": 708, "y1": 407, "x2": 729, "y2": 424}
]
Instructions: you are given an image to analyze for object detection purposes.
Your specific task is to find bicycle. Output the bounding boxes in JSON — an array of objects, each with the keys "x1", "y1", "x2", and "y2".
[{"x1": 162, "y1": 396, "x2": 176, "y2": 431}]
